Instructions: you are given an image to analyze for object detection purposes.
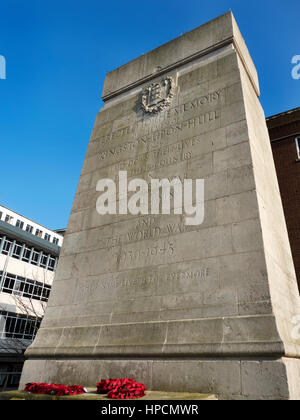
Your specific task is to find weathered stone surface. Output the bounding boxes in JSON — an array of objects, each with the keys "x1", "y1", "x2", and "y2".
[
  {"x1": 20, "y1": 12, "x2": 300, "y2": 399},
  {"x1": 0, "y1": 389, "x2": 217, "y2": 400}
]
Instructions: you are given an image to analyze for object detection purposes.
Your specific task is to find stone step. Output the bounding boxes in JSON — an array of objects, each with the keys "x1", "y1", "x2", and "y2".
[{"x1": 0, "y1": 388, "x2": 217, "y2": 400}]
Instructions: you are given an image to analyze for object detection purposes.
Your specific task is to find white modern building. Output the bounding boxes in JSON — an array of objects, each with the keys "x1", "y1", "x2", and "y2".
[{"x1": 0, "y1": 204, "x2": 64, "y2": 389}]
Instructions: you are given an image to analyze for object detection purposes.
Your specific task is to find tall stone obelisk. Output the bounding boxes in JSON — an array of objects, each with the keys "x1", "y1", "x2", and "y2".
[{"x1": 20, "y1": 12, "x2": 300, "y2": 399}]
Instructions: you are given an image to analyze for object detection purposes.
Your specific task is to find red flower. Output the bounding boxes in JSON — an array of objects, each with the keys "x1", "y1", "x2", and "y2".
[
  {"x1": 24, "y1": 383, "x2": 86, "y2": 396},
  {"x1": 96, "y1": 378, "x2": 146, "y2": 399},
  {"x1": 25, "y1": 378, "x2": 146, "y2": 399}
]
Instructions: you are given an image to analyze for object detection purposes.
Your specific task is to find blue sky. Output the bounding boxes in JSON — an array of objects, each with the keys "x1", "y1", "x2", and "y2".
[{"x1": 0, "y1": 0, "x2": 299, "y2": 230}]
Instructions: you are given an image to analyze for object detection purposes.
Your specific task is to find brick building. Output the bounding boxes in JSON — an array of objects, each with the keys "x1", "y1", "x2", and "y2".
[{"x1": 267, "y1": 107, "x2": 300, "y2": 291}]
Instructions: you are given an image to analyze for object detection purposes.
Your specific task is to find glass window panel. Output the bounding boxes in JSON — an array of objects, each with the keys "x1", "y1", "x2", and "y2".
[
  {"x1": 2, "y1": 239, "x2": 12, "y2": 255},
  {"x1": 35, "y1": 229, "x2": 43, "y2": 238},
  {"x1": 44, "y1": 233, "x2": 51, "y2": 241},
  {"x1": 7, "y1": 316, "x2": 16, "y2": 334},
  {"x1": 31, "y1": 251, "x2": 39, "y2": 265},
  {"x1": 48, "y1": 257, "x2": 56, "y2": 271},
  {"x1": 12, "y1": 243, "x2": 22, "y2": 258},
  {"x1": 40, "y1": 254, "x2": 48, "y2": 268},
  {"x1": 22, "y1": 247, "x2": 31, "y2": 262},
  {"x1": 26, "y1": 225, "x2": 33, "y2": 234},
  {"x1": 16, "y1": 220, "x2": 24, "y2": 229},
  {"x1": 296, "y1": 137, "x2": 300, "y2": 159},
  {"x1": 3, "y1": 275, "x2": 14, "y2": 294}
]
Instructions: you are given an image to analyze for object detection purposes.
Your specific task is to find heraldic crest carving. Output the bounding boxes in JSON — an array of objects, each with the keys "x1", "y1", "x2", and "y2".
[{"x1": 141, "y1": 76, "x2": 175, "y2": 114}]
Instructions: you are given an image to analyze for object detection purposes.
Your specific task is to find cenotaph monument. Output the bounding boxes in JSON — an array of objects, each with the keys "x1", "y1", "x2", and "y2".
[{"x1": 20, "y1": 12, "x2": 300, "y2": 399}]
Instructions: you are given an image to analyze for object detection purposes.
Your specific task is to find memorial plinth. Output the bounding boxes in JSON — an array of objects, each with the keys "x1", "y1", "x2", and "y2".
[{"x1": 20, "y1": 12, "x2": 300, "y2": 399}]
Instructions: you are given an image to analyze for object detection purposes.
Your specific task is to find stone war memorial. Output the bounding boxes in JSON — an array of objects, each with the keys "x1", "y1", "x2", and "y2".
[{"x1": 20, "y1": 12, "x2": 300, "y2": 399}]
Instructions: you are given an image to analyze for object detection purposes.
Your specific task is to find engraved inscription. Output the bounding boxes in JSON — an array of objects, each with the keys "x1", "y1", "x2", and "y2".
[
  {"x1": 111, "y1": 135, "x2": 209, "y2": 178},
  {"x1": 93, "y1": 89, "x2": 222, "y2": 147},
  {"x1": 98, "y1": 110, "x2": 221, "y2": 162},
  {"x1": 119, "y1": 241, "x2": 175, "y2": 264},
  {"x1": 106, "y1": 217, "x2": 189, "y2": 250},
  {"x1": 78, "y1": 267, "x2": 211, "y2": 298},
  {"x1": 100, "y1": 268, "x2": 210, "y2": 289}
]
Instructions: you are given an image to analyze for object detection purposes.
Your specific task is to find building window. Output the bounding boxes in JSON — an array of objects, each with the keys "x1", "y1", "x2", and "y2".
[
  {"x1": 40, "y1": 253, "x2": 48, "y2": 268},
  {"x1": 2, "y1": 238, "x2": 13, "y2": 255},
  {"x1": 21, "y1": 246, "x2": 32, "y2": 262},
  {"x1": 0, "y1": 310, "x2": 41, "y2": 340},
  {"x1": 12, "y1": 241, "x2": 22, "y2": 259},
  {"x1": 0, "y1": 211, "x2": 3, "y2": 220},
  {"x1": 48, "y1": 256, "x2": 57, "y2": 272},
  {"x1": 0, "y1": 271, "x2": 51, "y2": 302},
  {"x1": 44, "y1": 233, "x2": 51, "y2": 242},
  {"x1": 296, "y1": 137, "x2": 300, "y2": 160},
  {"x1": 35, "y1": 229, "x2": 43, "y2": 238},
  {"x1": 53, "y1": 237, "x2": 59, "y2": 245},
  {"x1": 0, "y1": 234, "x2": 58, "y2": 272},
  {"x1": 16, "y1": 220, "x2": 24, "y2": 229},
  {"x1": 26, "y1": 224, "x2": 33, "y2": 234},
  {"x1": 1, "y1": 273, "x2": 15, "y2": 294},
  {"x1": 31, "y1": 250, "x2": 40, "y2": 266},
  {"x1": 0, "y1": 363, "x2": 23, "y2": 389},
  {"x1": 5, "y1": 215, "x2": 13, "y2": 224}
]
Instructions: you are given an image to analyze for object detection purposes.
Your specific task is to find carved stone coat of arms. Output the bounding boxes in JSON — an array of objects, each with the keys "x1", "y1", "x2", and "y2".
[{"x1": 141, "y1": 76, "x2": 175, "y2": 114}]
